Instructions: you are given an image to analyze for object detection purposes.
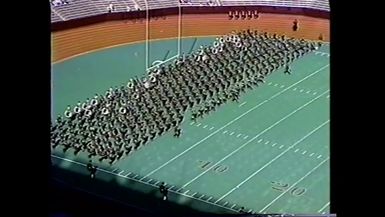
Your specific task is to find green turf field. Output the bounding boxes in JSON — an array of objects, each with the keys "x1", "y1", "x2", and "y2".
[{"x1": 51, "y1": 37, "x2": 330, "y2": 215}]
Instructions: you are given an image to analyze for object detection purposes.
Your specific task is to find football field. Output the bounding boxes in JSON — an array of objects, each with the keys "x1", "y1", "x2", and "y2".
[{"x1": 51, "y1": 37, "x2": 330, "y2": 215}]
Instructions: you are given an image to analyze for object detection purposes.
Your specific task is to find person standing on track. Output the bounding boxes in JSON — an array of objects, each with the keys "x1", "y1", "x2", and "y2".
[
  {"x1": 90, "y1": 165, "x2": 97, "y2": 179},
  {"x1": 87, "y1": 160, "x2": 97, "y2": 179},
  {"x1": 159, "y1": 182, "x2": 168, "y2": 201},
  {"x1": 239, "y1": 207, "x2": 246, "y2": 214},
  {"x1": 293, "y1": 19, "x2": 299, "y2": 31}
]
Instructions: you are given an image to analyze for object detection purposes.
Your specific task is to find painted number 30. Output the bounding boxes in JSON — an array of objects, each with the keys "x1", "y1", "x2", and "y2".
[
  {"x1": 271, "y1": 181, "x2": 307, "y2": 196},
  {"x1": 197, "y1": 160, "x2": 229, "y2": 173}
]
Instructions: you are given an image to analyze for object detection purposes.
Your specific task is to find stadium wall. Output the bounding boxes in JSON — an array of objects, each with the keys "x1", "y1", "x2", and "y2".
[{"x1": 52, "y1": 6, "x2": 329, "y2": 63}]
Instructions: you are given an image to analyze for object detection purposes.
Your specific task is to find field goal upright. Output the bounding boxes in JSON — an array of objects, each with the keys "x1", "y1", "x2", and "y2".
[{"x1": 141, "y1": 0, "x2": 182, "y2": 72}]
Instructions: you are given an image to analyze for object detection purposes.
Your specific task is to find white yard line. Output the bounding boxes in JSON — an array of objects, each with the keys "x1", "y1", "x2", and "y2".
[
  {"x1": 259, "y1": 157, "x2": 330, "y2": 212},
  {"x1": 239, "y1": 102, "x2": 247, "y2": 107},
  {"x1": 215, "y1": 120, "x2": 329, "y2": 203},
  {"x1": 181, "y1": 92, "x2": 329, "y2": 190},
  {"x1": 318, "y1": 202, "x2": 330, "y2": 213}
]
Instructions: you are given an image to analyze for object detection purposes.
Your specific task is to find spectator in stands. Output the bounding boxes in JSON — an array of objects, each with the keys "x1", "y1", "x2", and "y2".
[
  {"x1": 134, "y1": 3, "x2": 140, "y2": 11},
  {"x1": 207, "y1": 0, "x2": 215, "y2": 6},
  {"x1": 51, "y1": 0, "x2": 68, "y2": 7},
  {"x1": 107, "y1": 2, "x2": 114, "y2": 13},
  {"x1": 51, "y1": 0, "x2": 60, "y2": 7},
  {"x1": 123, "y1": 5, "x2": 131, "y2": 20}
]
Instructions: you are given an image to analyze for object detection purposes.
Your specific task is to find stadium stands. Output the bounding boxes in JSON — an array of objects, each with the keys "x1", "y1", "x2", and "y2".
[
  {"x1": 92, "y1": 1, "x2": 137, "y2": 13},
  {"x1": 50, "y1": 0, "x2": 330, "y2": 23},
  {"x1": 53, "y1": 0, "x2": 103, "y2": 20},
  {"x1": 179, "y1": 0, "x2": 220, "y2": 7},
  {"x1": 151, "y1": 0, "x2": 179, "y2": 9},
  {"x1": 51, "y1": 10, "x2": 64, "y2": 22},
  {"x1": 221, "y1": 0, "x2": 329, "y2": 11}
]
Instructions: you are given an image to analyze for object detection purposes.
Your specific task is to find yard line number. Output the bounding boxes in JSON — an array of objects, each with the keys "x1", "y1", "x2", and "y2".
[
  {"x1": 197, "y1": 160, "x2": 229, "y2": 173},
  {"x1": 270, "y1": 181, "x2": 307, "y2": 196}
]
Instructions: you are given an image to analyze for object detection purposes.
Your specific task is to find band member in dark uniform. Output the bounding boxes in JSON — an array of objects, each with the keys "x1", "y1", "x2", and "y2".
[
  {"x1": 293, "y1": 19, "x2": 299, "y2": 31},
  {"x1": 284, "y1": 63, "x2": 292, "y2": 75}
]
